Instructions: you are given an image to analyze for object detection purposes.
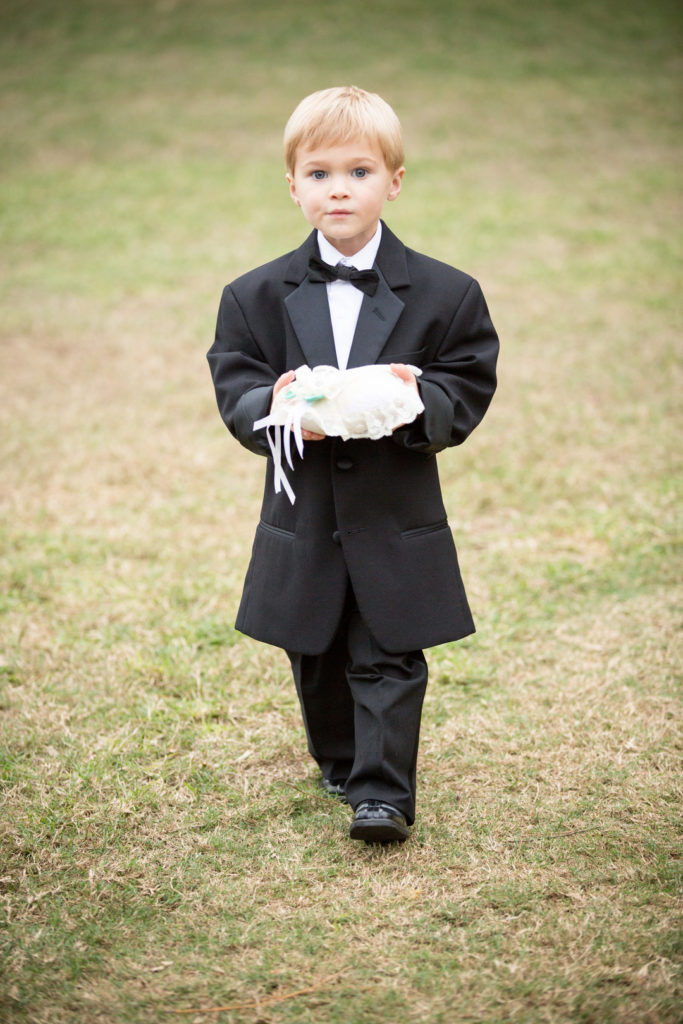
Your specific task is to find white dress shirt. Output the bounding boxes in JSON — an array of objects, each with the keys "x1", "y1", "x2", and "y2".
[{"x1": 316, "y1": 223, "x2": 382, "y2": 370}]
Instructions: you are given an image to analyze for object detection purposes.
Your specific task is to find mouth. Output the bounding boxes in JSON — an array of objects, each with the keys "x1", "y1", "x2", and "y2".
[{"x1": 327, "y1": 209, "x2": 352, "y2": 216}]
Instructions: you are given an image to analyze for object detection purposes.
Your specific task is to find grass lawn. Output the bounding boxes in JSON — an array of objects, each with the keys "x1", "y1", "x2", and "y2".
[{"x1": 1, "y1": 1, "x2": 681, "y2": 1021}]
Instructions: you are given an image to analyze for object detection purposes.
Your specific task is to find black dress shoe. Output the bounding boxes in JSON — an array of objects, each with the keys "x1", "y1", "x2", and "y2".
[
  {"x1": 318, "y1": 776, "x2": 348, "y2": 803},
  {"x1": 349, "y1": 800, "x2": 410, "y2": 843}
]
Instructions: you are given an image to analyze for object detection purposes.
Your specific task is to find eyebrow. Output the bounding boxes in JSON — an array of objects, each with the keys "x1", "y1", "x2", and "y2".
[{"x1": 298, "y1": 154, "x2": 380, "y2": 170}]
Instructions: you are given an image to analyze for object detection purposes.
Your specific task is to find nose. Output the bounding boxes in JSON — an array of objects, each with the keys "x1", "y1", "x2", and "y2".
[{"x1": 328, "y1": 175, "x2": 350, "y2": 199}]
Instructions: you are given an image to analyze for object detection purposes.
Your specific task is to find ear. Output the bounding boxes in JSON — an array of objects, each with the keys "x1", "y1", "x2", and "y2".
[
  {"x1": 286, "y1": 173, "x2": 300, "y2": 206},
  {"x1": 387, "y1": 166, "x2": 405, "y2": 202}
]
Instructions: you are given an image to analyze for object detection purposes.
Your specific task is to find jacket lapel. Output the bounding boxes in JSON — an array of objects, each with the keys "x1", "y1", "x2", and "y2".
[
  {"x1": 348, "y1": 222, "x2": 410, "y2": 367},
  {"x1": 282, "y1": 222, "x2": 410, "y2": 369},
  {"x1": 346, "y1": 270, "x2": 405, "y2": 369},
  {"x1": 284, "y1": 277, "x2": 338, "y2": 368},
  {"x1": 283, "y1": 231, "x2": 337, "y2": 367}
]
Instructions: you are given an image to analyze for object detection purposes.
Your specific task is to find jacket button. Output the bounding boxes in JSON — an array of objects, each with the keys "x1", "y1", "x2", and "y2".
[
  {"x1": 335, "y1": 457, "x2": 353, "y2": 471},
  {"x1": 332, "y1": 530, "x2": 341, "y2": 545}
]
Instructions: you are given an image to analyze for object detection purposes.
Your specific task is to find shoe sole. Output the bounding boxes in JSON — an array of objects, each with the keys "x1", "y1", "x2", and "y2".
[{"x1": 349, "y1": 819, "x2": 410, "y2": 843}]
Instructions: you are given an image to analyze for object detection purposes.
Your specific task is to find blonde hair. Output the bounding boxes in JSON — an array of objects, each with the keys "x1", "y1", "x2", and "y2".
[{"x1": 284, "y1": 86, "x2": 404, "y2": 173}]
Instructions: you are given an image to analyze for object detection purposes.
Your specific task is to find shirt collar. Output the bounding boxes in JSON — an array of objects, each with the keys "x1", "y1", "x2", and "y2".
[{"x1": 316, "y1": 222, "x2": 382, "y2": 270}]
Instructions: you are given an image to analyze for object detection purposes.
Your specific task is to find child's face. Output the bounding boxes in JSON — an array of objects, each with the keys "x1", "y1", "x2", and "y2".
[{"x1": 287, "y1": 137, "x2": 404, "y2": 257}]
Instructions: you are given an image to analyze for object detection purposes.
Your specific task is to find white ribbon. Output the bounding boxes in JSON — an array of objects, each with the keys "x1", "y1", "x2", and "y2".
[{"x1": 253, "y1": 410, "x2": 306, "y2": 505}]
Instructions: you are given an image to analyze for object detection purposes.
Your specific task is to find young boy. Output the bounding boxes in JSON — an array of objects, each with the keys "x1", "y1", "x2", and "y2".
[{"x1": 207, "y1": 86, "x2": 499, "y2": 843}]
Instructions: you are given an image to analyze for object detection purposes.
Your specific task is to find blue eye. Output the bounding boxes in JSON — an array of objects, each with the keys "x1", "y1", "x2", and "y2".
[
  {"x1": 311, "y1": 170, "x2": 327, "y2": 180},
  {"x1": 352, "y1": 168, "x2": 368, "y2": 178}
]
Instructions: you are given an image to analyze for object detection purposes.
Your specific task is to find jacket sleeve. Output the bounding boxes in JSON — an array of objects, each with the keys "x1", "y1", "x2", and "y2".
[
  {"x1": 207, "y1": 284, "x2": 276, "y2": 457},
  {"x1": 392, "y1": 278, "x2": 499, "y2": 456}
]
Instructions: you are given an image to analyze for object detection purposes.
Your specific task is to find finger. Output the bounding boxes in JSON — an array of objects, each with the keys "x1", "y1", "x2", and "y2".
[
  {"x1": 273, "y1": 370, "x2": 296, "y2": 396},
  {"x1": 390, "y1": 363, "x2": 417, "y2": 389},
  {"x1": 390, "y1": 362, "x2": 410, "y2": 380}
]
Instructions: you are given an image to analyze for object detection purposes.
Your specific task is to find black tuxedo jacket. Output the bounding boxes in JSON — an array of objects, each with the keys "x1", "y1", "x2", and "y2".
[{"x1": 208, "y1": 222, "x2": 499, "y2": 654}]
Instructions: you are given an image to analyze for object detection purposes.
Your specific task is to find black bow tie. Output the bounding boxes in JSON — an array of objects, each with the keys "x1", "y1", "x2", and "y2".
[{"x1": 307, "y1": 255, "x2": 380, "y2": 297}]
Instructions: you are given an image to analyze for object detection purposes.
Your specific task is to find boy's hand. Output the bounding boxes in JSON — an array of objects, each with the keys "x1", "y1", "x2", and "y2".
[
  {"x1": 389, "y1": 363, "x2": 420, "y2": 431},
  {"x1": 272, "y1": 370, "x2": 325, "y2": 441},
  {"x1": 389, "y1": 363, "x2": 418, "y2": 392},
  {"x1": 272, "y1": 369, "x2": 295, "y2": 403}
]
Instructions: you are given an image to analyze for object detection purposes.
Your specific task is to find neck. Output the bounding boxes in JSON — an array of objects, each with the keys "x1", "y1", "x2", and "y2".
[{"x1": 319, "y1": 221, "x2": 382, "y2": 260}]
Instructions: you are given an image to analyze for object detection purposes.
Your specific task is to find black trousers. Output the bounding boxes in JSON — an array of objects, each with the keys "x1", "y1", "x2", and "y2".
[{"x1": 287, "y1": 586, "x2": 428, "y2": 825}]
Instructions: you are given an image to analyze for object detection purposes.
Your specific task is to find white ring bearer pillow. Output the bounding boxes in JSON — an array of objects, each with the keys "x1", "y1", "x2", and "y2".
[{"x1": 254, "y1": 363, "x2": 424, "y2": 504}]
